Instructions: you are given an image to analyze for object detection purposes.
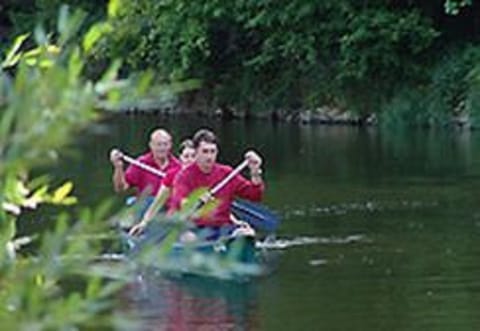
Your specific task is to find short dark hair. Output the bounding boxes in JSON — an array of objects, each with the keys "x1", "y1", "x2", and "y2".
[
  {"x1": 179, "y1": 139, "x2": 194, "y2": 153},
  {"x1": 192, "y1": 129, "x2": 217, "y2": 149}
]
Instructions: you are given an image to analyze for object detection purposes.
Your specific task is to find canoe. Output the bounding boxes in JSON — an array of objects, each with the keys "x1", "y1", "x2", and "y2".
[
  {"x1": 119, "y1": 222, "x2": 266, "y2": 279},
  {"x1": 121, "y1": 223, "x2": 257, "y2": 262},
  {"x1": 120, "y1": 198, "x2": 280, "y2": 279}
]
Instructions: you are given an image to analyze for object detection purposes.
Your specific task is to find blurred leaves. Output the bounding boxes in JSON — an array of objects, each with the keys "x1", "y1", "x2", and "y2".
[
  {"x1": 0, "y1": 2, "x2": 138, "y2": 329},
  {"x1": 83, "y1": 22, "x2": 113, "y2": 53},
  {"x1": 1, "y1": 33, "x2": 30, "y2": 68},
  {"x1": 445, "y1": 0, "x2": 472, "y2": 15},
  {"x1": 0, "y1": 1, "x2": 252, "y2": 329}
]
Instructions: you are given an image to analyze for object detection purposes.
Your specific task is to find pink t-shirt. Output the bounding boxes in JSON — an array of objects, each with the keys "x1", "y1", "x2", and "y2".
[
  {"x1": 162, "y1": 167, "x2": 181, "y2": 188},
  {"x1": 169, "y1": 163, "x2": 264, "y2": 226},
  {"x1": 125, "y1": 152, "x2": 180, "y2": 196},
  {"x1": 161, "y1": 167, "x2": 182, "y2": 209}
]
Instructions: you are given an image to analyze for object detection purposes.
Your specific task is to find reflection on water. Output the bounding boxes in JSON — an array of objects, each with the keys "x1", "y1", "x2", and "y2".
[{"x1": 119, "y1": 272, "x2": 258, "y2": 330}]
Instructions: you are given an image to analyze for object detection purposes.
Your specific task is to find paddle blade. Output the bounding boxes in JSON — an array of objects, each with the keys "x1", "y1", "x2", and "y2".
[{"x1": 232, "y1": 200, "x2": 280, "y2": 233}]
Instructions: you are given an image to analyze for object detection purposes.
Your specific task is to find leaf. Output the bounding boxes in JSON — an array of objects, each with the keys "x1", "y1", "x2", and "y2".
[
  {"x1": 33, "y1": 184, "x2": 49, "y2": 197},
  {"x1": 28, "y1": 175, "x2": 51, "y2": 190},
  {"x1": 58, "y1": 8, "x2": 87, "y2": 46},
  {"x1": 136, "y1": 70, "x2": 154, "y2": 95},
  {"x1": 100, "y1": 59, "x2": 122, "y2": 83},
  {"x1": 92, "y1": 199, "x2": 114, "y2": 222},
  {"x1": 22, "y1": 47, "x2": 41, "y2": 59},
  {"x1": 180, "y1": 188, "x2": 208, "y2": 212},
  {"x1": 58, "y1": 196, "x2": 78, "y2": 205},
  {"x1": 25, "y1": 58, "x2": 37, "y2": 66},
  {"x1": 86, "y1": 277, "x2": 102, "y2": 299},
  {"x1": 35, "y1": 274, "x2": 45, "y2": 286},
  {"x1": 195, "y1": 198, "x2": 218, "y2": 219},
  {"x1": 108, "y1": 0, "x2": 121, "y2": 18},
  {"x1": 51, "y1": 181, "x2": 74, "y2": 204},
  {"x1": 34, "y1": 25, "x2": 48, "y2": 45},
  {"x1": 1, "y1": 33, "x2": 29, "y2": 68},
  {"x1": 39, "y1": 58, "x2": 54, "y2": 69},
  {"x1": 68, "y1": 47, "x2": 83, "y2": 82},
  {"x1": 57, "y1": 5, "x2": 70, "y2": 35},
  {"x1": 0, "y1": 106, "x2": 16, "y2": 143},
  {"x1": 4, "y1": 218, "x2": 16, "y2": 241},
  {"x1": 12, "y1": 235, "x2": 35, "y2": 249},
  {"x1": 83, "y1": 22, "x2": 112, "y2": 52},
  {"x1": 178, "y1": 188, "x2": 218, "y2": 219},
  {"x1": 2, "y1": 202, "x2": 21, "y2": 215}
]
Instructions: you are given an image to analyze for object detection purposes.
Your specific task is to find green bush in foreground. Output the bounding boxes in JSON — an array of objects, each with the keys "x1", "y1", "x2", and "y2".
[{"x1": 0, "y1": 2, "x2": 137, "y2": 329}]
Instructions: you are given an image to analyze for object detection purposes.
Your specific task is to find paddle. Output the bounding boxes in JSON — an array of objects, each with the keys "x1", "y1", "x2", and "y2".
[
  {"x1": 202, "y1": 159, "x2": 280, "y2": 233},
  {"x1": 118, "y1": 150, "x2": 279, "y2": 233},
  {"x1": 120, "y1": 156, "x2": 250, "y2": 252},
  {"x1": 198, "y1": 159, "x2": 249, "y2": 206},
  {"x1": 232, "y1": 200, "x2": 279, "y2": 233},
  {"x1": 119, "y1": 151, "x2": 166, "y2": 178}
]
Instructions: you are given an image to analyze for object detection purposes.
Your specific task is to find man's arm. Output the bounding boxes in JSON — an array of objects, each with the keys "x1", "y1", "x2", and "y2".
[
  {"x1": 234, "y1": 150, "x2": 264, "y2": 201},
  {"x1": 129, "y1": 185, "x2": 170, "y2": 236},
  {"x1": 110, "y1": 149, "x2": 130, "y2": 192},
  {"x1": 167, "y1": 170, "x2": 191, "y2": 214}
]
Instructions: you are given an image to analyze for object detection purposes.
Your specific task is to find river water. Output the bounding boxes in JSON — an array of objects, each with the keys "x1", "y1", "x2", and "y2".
[{"x1": 61, "y1": 114, "x2": 480, "y2": 330}]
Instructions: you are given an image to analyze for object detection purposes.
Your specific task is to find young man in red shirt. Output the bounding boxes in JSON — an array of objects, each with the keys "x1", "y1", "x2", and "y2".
[
  {"x1": 169, "y1": 129, "x2": 264, "y2": 240},
  {"x1": 109, "y1": 128, "x2": 181, "y2": 196}
]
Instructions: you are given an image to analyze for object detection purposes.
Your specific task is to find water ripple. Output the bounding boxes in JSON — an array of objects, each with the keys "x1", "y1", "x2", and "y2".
[
  {"x1": 282, "y1": 200, "x2": 439, "y2": 219},
  {"x1": 256, "y1": 234, "x2": 366, "y2": 249}
]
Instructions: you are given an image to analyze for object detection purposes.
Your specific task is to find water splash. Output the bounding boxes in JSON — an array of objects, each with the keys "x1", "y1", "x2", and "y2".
[
  {"x1": 256, "y1": 234, "x2": 366, "y2": 249},
  {"x1": 309, "y1": 259, "x2": 328, "y2": 266}
]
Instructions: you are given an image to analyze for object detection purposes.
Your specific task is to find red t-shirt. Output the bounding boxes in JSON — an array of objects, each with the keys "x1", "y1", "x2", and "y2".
[
  {"x1": 162, "y1": 167, "x2": 180, "y2": 188},
  {"x1": 161, "y1": 167, "x2": 182, "y2": 209},
  {"x1": 169, "y1": 162, "x2": 264, "y2": 226},
  {"x1": 125, "y1": 152, "x2": 180, "y2": 196}
]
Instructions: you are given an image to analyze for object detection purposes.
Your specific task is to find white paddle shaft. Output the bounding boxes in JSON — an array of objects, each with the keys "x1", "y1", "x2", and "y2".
[
  {"x1": 119, "y1": 150, "x2": 249, "y2": 196},
  {"x1": 210, "y1": 159, "x2": 249, "y2": 196},
  {"x1": 120, "y1": 153, "x2": 166, "y2": 178}
]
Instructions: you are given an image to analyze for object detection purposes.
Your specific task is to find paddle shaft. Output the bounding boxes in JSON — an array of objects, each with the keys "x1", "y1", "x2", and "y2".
[
  {"x1": 210, "y1": 159, "x2": 249, "y2": 195},
  {"x1": 119, "y1": 150, "x2": 277, "y2": 233},
  {"x1": 120, "y1": 153, "x2": 166, "y2": 178},
  {"x1": 191, "y1": 159, "x2": 249, "y2": 215},
  {"x1": 120, "y1": 150, "x2": 249, "y2": 197}
]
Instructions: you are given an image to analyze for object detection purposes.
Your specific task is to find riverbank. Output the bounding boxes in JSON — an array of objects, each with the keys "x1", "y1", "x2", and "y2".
[{"x1": 99, "y1": 93, "x2": 475, "y2": 130}]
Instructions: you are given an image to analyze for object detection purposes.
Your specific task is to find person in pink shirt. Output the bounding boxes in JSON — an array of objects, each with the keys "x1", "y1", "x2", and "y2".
[
  {"x1": 109, "y1": 128, "x2": 181, "y2": 196},
  {"x1": 169, "y1": 129, "x2": 264, "y2": 240},
  {"x1": 129, "y1": 139, "x2": 196, "y2": 236}
]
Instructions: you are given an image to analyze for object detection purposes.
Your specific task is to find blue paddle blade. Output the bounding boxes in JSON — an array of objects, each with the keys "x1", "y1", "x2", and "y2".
[{"x1": 232, "y1": 200, "x2": 280, "y2": 233}]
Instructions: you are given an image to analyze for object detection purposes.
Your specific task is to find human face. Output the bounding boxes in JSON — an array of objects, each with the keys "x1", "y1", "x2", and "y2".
[
  {"x1": 179, "y1": 147, "x2": 195, "y2": 166},
  {"x1": 195, "y1": 141, "x2": 218, "y2": 172},
  {"x1": 149, "y1": 134, "x2": 172, "y2": 160}
]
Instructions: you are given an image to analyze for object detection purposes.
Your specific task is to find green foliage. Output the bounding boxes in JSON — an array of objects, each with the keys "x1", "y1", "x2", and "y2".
[
  {"x1": 0, "y1": 3, "x2": 136, "y2": 329},
  {"x1": 95, "y1": 0, "x2": 444, "y2": 114},
  {"x1": 3, "y1": 0, "x2": 480, "y2": 123},
  {"x1": 1, "y1": 2, "x2": 260, "y2": 327},
  {"x1": 445, "y1": 0, "x2": 473, "y2": 15},
  {"x1": 381, "y1": 45, "x2": 480, "y2": 127},
  {"x1": 338, "y1": 10, "x2": 438, "y2": 83},
  {"x1": 2, "y1": 0, "x2": 108, "y2": 39},
  {"x1": 0, "y1": 209, "x2": 129, "y2": 330}
]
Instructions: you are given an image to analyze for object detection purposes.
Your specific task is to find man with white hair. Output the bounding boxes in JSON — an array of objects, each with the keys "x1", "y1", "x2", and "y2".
[{"x1": 109, "y1": 128, "x2": 180, "y2": 196}]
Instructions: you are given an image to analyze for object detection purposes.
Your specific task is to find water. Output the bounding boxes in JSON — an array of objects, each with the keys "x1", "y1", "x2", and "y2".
[{"x1": 58, "y1": 115, "x2": 480, "y2": 330}]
